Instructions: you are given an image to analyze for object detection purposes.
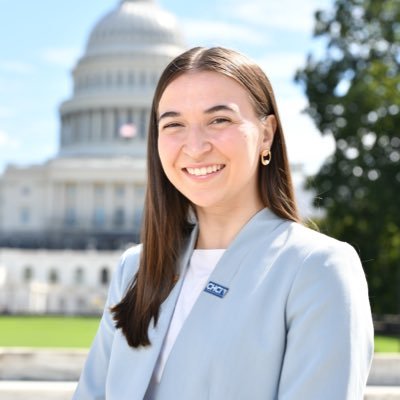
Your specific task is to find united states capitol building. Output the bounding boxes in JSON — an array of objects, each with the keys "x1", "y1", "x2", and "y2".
[{"x1": 0, "y1": 0, "x2": 185, "y2": 314}]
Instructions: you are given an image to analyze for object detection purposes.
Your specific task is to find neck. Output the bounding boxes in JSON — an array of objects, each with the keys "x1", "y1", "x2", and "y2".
[{"x1": 195, "y1": 202, "x2": 264, "y2": 249}]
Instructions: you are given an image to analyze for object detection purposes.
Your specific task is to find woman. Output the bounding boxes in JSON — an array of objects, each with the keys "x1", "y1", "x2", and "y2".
[{"x1": 73, "y1": 47, "x2": 373, "y2": 400}]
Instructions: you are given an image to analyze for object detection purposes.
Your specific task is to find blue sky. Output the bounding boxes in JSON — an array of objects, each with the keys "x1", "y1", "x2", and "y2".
[{"x1": 0, "y1": 0, "x2": 334, "y2": 175}]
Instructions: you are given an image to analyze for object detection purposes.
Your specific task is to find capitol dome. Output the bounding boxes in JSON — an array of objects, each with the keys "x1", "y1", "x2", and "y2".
[
  {"x1": 86, "y1": 0, "x2": 184, "y2": 57},
  {"x1": 59, "y1": 0, "x2": 185, "y2": 158}
]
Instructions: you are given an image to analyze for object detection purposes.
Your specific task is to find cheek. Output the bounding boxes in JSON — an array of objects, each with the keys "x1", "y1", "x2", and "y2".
[
  {"x1": 226, "y1": 125, "x2": 263, "y2": 158},
  {"x1": 158, "y1": 136, "x2": 179, "y2": 171},
  {"x1": 241, "y1": 123, "x2": 264, "y2": 146}
]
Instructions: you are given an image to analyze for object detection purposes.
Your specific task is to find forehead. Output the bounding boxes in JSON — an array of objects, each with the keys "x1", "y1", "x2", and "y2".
[{"x1": 158, "y1": 71, "x2": 253, "y2": 113}]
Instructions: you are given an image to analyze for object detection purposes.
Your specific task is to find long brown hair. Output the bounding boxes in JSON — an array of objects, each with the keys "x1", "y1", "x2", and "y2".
[{"x1": 112, "y1": 47, "x2": 300, "y2": 347}]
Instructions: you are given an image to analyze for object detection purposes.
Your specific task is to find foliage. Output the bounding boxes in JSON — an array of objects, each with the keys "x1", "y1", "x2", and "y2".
[{"x1": 296, "y1": 0, "x2": 400, "y2": 314}]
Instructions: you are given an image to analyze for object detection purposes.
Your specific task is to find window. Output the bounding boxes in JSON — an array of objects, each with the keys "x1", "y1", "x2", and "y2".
[
  {"x1": 100, "y1": 267, "x2": 110, "y2": 286},
  {"x1": 133, "y1": 209, "x2": 143, "y2": 230},
  {"x1": 117, "y1": 71, "x2": 123, "y2": 86},
  {"x1": 65, "y1": 208, "x2": 76, "y2": 227},
  {"x1": 139, "y1": 109, "x2": 147, "y2": 139},
  {"x1": 22, "y1": 266, "x2": 33, "y2": 283},
  {"x1": 94, "y1": 184, "x2": 105, "y2": 201},
  {"x1": 76, "y1": 297, "x2": 87, "y2": 309},
  {"x1": 21, "y1": 186, "x2": 30, "y2": 196},
  {"x1": 93, "y1": 207, "x2": 106, "y2": 228},
  {"x1": 114, "y1": 185, "x2": 125, "y2": 198},
  {"x1": 20, "y1": 207, "x2": 30, "y2": 224},
  {"x1": 113, "y1": 207, "x2": 125, "y2": 228},
  {"x1": 135, "y1": 185, "x2": 146, "y2": 204},
  {"x1": 58, "y1": 297, "x2": 66, "y2": 312},
  {"x1": 128, "y1": 72, "x2": 135, "y2": 86},
  {"x1": 75, "y1": 267, "x2": 85, "y2": 285},
  {"x1": 139, "y1": 71, "x2": 146, "y2": 86},
  {"x1": 48, "y1": 268, "x2": 59, "y2": 284},
  {"x1": 65, "y1": 183, "x2": 76, "y2": 201},
  {"x1": 151, "y1": 72, "x2": 159, "y2": 85}
]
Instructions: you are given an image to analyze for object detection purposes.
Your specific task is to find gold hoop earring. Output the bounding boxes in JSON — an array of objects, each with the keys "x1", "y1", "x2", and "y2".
[{"x1": 260, "y1": 149, "x2": 271, "y2": 166}]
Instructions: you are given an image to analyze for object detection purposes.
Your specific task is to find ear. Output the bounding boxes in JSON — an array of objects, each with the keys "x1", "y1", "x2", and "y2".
[{"x1": 261, "y1": 115, "x2": 277, "y2": 149}]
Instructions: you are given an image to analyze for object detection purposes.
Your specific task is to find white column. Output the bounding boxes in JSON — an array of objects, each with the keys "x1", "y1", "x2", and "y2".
[
  {"x1": 71, "y1": 114, "x2": 77, "y2": 143},
  {"x1": 140, "y1": 109, "x2": 146, "y2": 139},
  {"x1": 77, "y1": 113, "x2": 85, "y2": 143},
  {"x1": 107, "y1": 110, "x2": 116, "y2": 140},
  {"x1": 105, "y1": 183, "x2": 113, "y2": 229},
  {"x1": 52, "y1": 182, "x2": 65, "y2": 228},
  {"x1": 92, "y1": 110, "x2": 102, "y2": 142},
  {"x1": 64, "y1": 115, "x2": 72, "y2": 145},
  {"x1": 118, "y1": 109, "x2": 128, "y2": 138},
  {"x1": 103, "y1": 110, "x2": 112, "y2": 141},
  {"x1": 82, "y1": 112, "x2": 90, "y2": 142},
  {"x1": 79, "y1": 182, "x2": 92, "y2": 230},
  {"x1": 87, "y1": 111, "x2": 93, "y2": 141},
  {"x1": 100, "y1": 109, "x2": 106, "y2": 140},
  {"x1": 60, "y1": 116, "x2": 66, "y2": 146},
  {"x1": 133, "y1": 109, "x2": 140, "y2": 138},
  {"x1": 125, "y1": 183, "x2": 134, "y2": 229}
]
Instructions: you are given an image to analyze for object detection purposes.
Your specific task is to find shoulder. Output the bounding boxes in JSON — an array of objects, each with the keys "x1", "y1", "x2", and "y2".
[
  {"x1": 112, "y1": 244, "x2": 142, "y2": 293},
  {"x1": 282, "y1": 222, "x2": 367, "y2": 298},
  {"x1": 283, "y1": 221, "x2": 360, "y2": 264}
]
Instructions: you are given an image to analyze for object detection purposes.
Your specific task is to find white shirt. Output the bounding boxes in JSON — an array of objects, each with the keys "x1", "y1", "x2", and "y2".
[{"x1": 144, "y1": 248, "x2": 225, "y2": 399}]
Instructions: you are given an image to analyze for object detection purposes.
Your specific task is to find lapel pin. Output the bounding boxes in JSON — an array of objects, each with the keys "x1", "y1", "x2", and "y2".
[{"x1": 204, "y1": 281, "x2": 229, "y2": 298}]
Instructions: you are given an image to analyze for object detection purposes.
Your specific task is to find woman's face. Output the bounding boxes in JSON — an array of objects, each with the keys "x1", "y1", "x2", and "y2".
[{"x1": 157, "y1": 71, "x2": 275, "y2": 214}]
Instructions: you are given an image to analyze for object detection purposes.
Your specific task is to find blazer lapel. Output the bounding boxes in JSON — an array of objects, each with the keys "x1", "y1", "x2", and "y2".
[
  {"x1": 156, "y1": 208, "x2": 286, "y2": 395},
  {"x1": 107, "y1": 225, "x2": 198, "y2": 400},
  {"x1": 206, "y1": 208, "x2": 283, "y2": 289}
]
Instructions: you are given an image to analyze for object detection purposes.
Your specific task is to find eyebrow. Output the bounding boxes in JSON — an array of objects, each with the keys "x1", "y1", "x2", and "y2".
[
  {"x1": 157, "y1": 111, "x2": 180, "y2": 123},
  {"x1": 158, "y1": 104, "x2": 237, "y2": 123},
  {"x1": 204, "y1": 104, "x2": 237, "y2": 114}
]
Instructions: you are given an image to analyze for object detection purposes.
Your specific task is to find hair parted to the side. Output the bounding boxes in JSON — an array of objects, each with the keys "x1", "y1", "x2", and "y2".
[{"x1": 111, "y1": 46, "x2": 300, "y2": 347}]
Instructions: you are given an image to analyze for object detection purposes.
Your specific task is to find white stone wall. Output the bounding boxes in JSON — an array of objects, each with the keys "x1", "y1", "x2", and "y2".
[
  {"x1": 0, "y1": 248, "x2": 129, "y2": 314},
  {"x1": 0, "y1": 157, "x2": 146, "y2": 234}
]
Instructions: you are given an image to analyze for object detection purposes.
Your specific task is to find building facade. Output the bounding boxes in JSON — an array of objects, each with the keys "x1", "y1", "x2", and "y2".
[
  {"x1": 0, "y1": 0, "x2": 184, "y2": 314},
  {"x1": 0, "y1": 247, "x2": 122, "y2": 314},
  {"x1": 0, "y1": 0, "x2": 185, "y2": 249}
]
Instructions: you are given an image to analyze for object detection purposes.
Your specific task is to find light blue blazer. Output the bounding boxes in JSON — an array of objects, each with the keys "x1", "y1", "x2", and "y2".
[{"x1": 73, "y1": 209, "x2": 374, "y2": 400}]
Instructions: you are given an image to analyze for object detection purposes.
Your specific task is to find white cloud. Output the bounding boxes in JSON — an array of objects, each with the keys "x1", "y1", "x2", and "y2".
[
  {"x1": 41, "y1": 47, "x2": 80, "y2": 67},
  {"x1": 0, "y1": 61, "x2": 34, "y2": 74},
  {"x1": 0, "y1": 106, "x2": 15, "y2": 119},
  {"x1": 0, "y1": 129, "x2": 20, "y2": 148},
  {"x1": 222, "y1": 0, "x2": 331, "y2": 33},
  {"x1": 257, "y1": 52, "x2": 306, "y2": 83},
  {"x1": 182, "y1": 18, "x2": 266, "y2": 46},
  {"x1": 278, "y1": 96, "x2": 335, "y2": 175}
]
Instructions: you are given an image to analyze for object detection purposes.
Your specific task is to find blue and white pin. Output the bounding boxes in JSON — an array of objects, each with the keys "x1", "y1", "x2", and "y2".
[{"x1": 204, "y1": 281, "x2": 229, "y2": 298}]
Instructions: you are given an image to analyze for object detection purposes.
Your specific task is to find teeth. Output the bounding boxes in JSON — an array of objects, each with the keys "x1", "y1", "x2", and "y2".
[{"x1": 186, "y1": 165, "x2": 223, "y2": 176}]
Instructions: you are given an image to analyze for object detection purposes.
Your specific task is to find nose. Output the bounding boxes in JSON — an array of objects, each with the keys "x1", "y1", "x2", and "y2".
[{"x1": 182, "y1": 125, "x2": 212, "y2": 159}]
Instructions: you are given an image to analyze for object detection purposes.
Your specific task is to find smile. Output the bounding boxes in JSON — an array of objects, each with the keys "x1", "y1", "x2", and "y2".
[{"x1": 185, "y1": 164, "x2": 224, "y2": 177}]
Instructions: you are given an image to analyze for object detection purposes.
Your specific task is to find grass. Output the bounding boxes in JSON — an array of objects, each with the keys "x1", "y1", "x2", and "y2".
[
  {"x1": 0, "y1": 316, "x2": 399, "y2": 352},
  {"x1": 374, "y1": 335, "x2": 400, "y2": 353},
  {"x1": 0, "y1": 316, "x2": 101, "y2": 348}
]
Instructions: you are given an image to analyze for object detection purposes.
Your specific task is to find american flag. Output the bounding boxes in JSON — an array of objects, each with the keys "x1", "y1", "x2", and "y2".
[{"x1": 119, "y1": 123, "x2": 137, "y2": 139}]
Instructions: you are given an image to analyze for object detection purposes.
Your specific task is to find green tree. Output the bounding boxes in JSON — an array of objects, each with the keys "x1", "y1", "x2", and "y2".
[{"x1": 296, "y1": 0, "x2": 400, "y2": 314}]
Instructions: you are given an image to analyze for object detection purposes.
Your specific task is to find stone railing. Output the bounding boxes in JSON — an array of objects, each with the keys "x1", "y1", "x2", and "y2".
[{"x1": 0, "y1": 349, "x2": 399, "y2": 399}]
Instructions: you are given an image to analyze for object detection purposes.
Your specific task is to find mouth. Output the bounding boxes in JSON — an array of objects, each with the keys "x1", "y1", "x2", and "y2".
[{"x1": 184, "y1": 164, "x2": 225, "y2": 177}]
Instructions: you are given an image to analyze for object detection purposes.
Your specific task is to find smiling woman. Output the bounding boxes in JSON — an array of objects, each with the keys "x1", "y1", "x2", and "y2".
[
  {"x1": 157, "y1": 71, "x2": 275, "y2": 222},
  {"x1": 73, "y1": 47, "x2": 374, "y2": 400}
]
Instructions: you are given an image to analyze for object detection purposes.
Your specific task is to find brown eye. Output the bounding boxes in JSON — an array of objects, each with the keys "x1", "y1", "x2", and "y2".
[
  {"x1": 211, "y1": 117, "x2": 230, "y2": 125},
  {"x1": 161, "y1": 122, "x2": 184, "y2": 130}
]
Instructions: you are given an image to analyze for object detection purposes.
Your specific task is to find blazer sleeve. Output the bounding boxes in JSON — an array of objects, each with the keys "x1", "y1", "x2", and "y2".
[
  {"x1": 73, "y1": 249, "x2": 135, "y2": 400},
  {"x1": 278, "y1": 242, "x2": 374, "y2": 400}
]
